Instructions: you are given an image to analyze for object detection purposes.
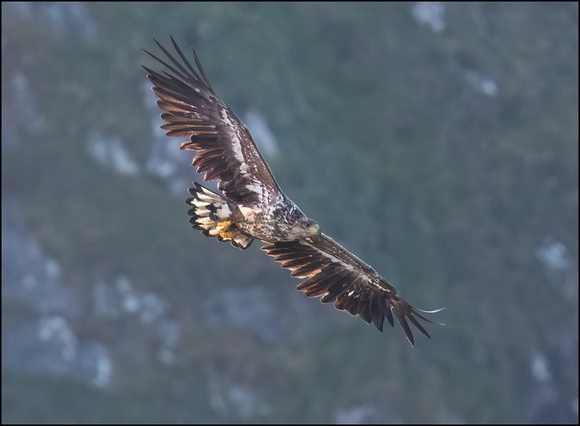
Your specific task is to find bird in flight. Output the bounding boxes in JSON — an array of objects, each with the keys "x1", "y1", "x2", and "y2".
[{"x1": 143, "y1": 36, "x2": 441, "y2": 345}]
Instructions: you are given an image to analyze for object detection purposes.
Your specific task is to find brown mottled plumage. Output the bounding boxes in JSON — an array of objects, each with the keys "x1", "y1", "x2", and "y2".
[{"x1": 143, "y1": 36, "x2": 442, "y2": 345}]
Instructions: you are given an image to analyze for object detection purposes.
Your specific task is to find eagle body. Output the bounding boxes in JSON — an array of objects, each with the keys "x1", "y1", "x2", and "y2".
[
  {"x1": 187, "y1": 181, "x2": 319, "y2": 248},
  {"x1": 144, "y1": 37, "x2": 441, "y2": 345}
]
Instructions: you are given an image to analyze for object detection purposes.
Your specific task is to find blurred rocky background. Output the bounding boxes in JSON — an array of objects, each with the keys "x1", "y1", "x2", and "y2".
[{"x1": 2, "y1": 2, "x2": 577, "y2": 423}]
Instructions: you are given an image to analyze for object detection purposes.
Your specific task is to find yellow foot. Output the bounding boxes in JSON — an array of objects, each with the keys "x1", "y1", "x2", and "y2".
[{"x1": 216, "y1": 221, "x2": 239, "y2": 240}]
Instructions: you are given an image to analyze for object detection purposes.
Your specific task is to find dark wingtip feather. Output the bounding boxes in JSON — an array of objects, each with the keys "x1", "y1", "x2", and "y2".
[
  {"x1": 407, "y1": 313, "x2": 431, "y2": 339},
  {"x1": 370, "y1": 294, "x2": 385, "y2": 332},
  {"x1": 397, "y1": 315, "x2": 415, "y2": 346},
  {"x1": 385, "y1": 308, "x2": 395, "y2": 328}
]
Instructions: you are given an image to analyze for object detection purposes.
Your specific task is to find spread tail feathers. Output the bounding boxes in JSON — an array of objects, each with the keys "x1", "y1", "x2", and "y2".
[{"x1": 186, "y1": 182, "x2": 253, "y2": 249}]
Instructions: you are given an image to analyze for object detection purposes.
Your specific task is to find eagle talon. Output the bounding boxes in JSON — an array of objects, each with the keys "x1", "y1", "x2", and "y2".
[{"x1": 216, "y1": 221, "x2": 239, "y2": 240}]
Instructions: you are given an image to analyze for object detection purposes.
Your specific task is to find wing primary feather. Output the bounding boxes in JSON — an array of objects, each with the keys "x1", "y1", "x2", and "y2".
[
  {"x1": 191, "y1": 45, "x2": 215, "y2": 91},
  {"x1": 144, "y1": 47, "x2": 190, "y2": 84},
  {"x1": 407, "y1": 313, "x2": 431, "y2": 339},
  {"x1": 385, "y1": 308, "x2": 395, "y2": 328},
  {"x1": 153, "y1": 37, "x2": 201, "y2": 86},
  {"x1": 397, "y1": 315, "x2": 415, "y2": 346},
  {"x1": 370, "y1": 294, "x2": 385, "y2": 332},
  {"x1": 302, "y1": 275, "x2": 339, "y2": 297},
  {"x1": 345, "y1": 292, "x2": 367, "y2": 317},
  {"x1": 169, "y1": 35, "x2": 206, "y2": 85},
  {"x1": 358, "y1": 296, "x2": 373, "y2": 324},
  {"x1": 333, "y1": 293, "x2": 348, "y2": 311}
]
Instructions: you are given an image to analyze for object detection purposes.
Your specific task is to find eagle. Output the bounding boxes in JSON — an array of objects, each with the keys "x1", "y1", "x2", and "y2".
[{"x1": 143, "y1": 37, "x2": 441, "y2": 345}]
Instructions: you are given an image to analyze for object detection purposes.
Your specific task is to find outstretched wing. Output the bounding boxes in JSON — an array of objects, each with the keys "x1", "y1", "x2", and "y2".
[
  {"x1": 143, "y1": 36, "x2": 280, "y2": 205},
  {"x1": 262, "y1": 233, "x2": 438, "y2": 345}
]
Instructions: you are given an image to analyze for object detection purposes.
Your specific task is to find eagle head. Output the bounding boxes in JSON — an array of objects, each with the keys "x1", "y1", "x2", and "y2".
[
  {"x1": 286, "y1": 214, "x2": 320, "y2": 240},
  {"x1": 305, "y1": 219, "x2": 321, "y2": 236}
]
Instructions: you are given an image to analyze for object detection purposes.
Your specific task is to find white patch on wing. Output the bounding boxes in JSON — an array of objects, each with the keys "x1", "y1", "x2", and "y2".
[
  {"x1": 197, "y1": 217, "x2": 213, "y2": 227},
  {"x1": 218, "y1": 204, "x2": 231, "y2": 218},
  {"x1": 221, "y1": 109, "x2": 245, "y2": 163},
  {"x1": 219, "y1": 107, "x2": 267, "y2": 201},
  {"x1": 245, "y1": 182, "x2": 263, "y2": 195},
  {"x1": 196, "y1": 194, "x2": 215, "y2": 203}
]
